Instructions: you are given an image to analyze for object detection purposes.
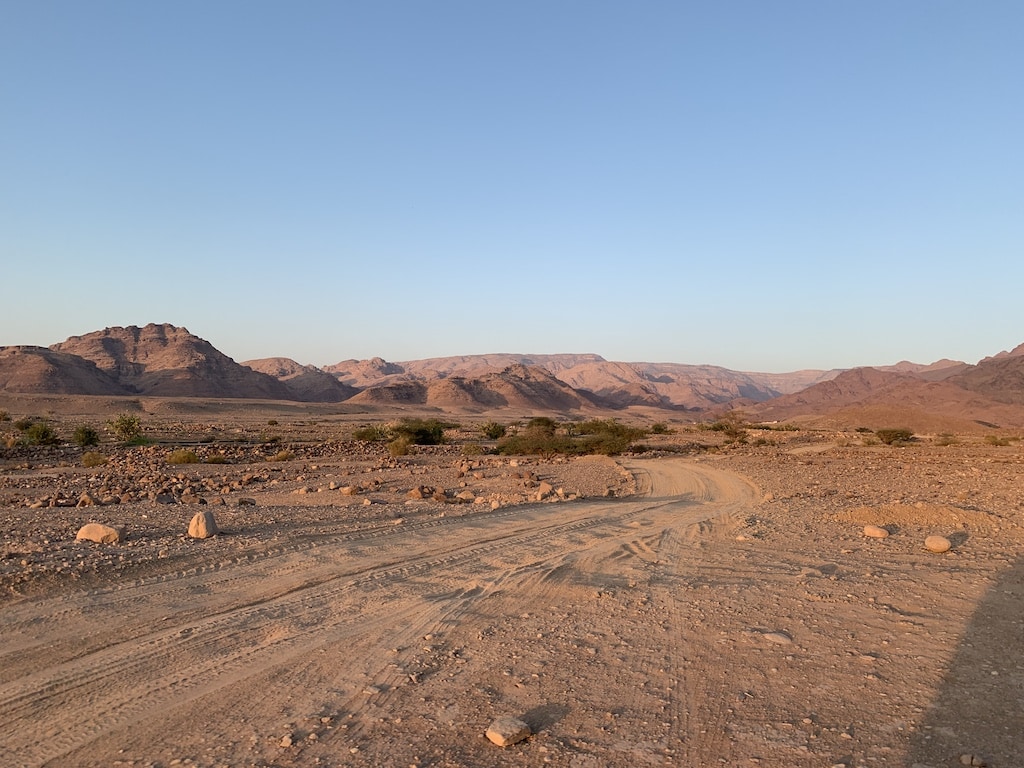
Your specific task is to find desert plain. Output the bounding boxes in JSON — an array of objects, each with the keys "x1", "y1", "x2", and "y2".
[{"x1": 0, "y1": 396, "x2": 1022, "y2": 768}]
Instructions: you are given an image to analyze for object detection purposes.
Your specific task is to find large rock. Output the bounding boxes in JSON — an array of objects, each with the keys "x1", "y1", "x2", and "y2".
[
  {"x1": 188, "y1": 510, "x2": 219, "y2": 539},
  {"x1": 485, "y1": 716, "x2": 532, "y2": 747},
  {"x1": 76, "y1": 523, "x2": 123, "y2": 544},
  {"x1": 863, "y1": 524, "x2": 889, "y2": 539},
  {"x1": 924, "y1": 535, "x2": 952, "y2": 553}
]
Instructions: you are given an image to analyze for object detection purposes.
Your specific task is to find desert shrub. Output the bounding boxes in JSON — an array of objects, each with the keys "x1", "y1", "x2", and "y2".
[
  {"x1": 526, "y1": 416, "x2": 557, "y2": 432},
  {"x1": 0, "y1": 410, "x2": 9, "y2": 422},
  {"x1": 984, "y1": 434, "x2": 1011, "y2": 446},
  {"x1": 24, "y1": 421, "x2": 59, "y2": 445},
  {"x1": 573, "y1": 419, "x2": 647, "y2": 455},
  {"x1": 353, "y1": 425, "x2": 391, "y2": 442},
  {"x1": 73, "y1": 425, "x2": 101, "y2": 448},
  {"x1": 705, "y1": 414, "x2": 748, "y2": 444},
  {"x1": 392, "y1": 418, "x2": 458, "y2": 445},
  {"x1": 267, "y1": 449, "x2": 295, "y2": 462},
  {"x1": 388, "y1": 436, "x2": 412, "y2": 456},
  {"x1": 267, "y1": 419, "x2": 279, "y2": 426},
  {"x1": 462, "y1": 443, "x2": 485, "y2": 456},
  {"x1": 650, "y1": 422, "x2": 672, "y2": 435},
  {"x1": 261, "y1": 433, "x2": 282, "y2": 444},
  {"x1": 108, "y1": 413, "x2": 142, "y2": 442},
  {"x1": 82, "y1": 451, "x2": 107, "y2": 468},
  {"x1": 167, "y1": 449, "x2": 199, "y2": 464},
  {"x1": 855, "y1": 427, "x2": 874, "y2": 433},
  {"x1": 876, "y1": 428, "x2": 914, "y2": 445},
  {"x1": 481, "y1": 421, "x2": 507, "y2": 440},
  {"x1": 935, "y1": 433, "x2": 958, "y2": 446},
  {"x1": 205, "y1": 453, "x2": 229, "y2": 464},
  {"x1": 14, "y1": 418, "x2": 34, "y2": 432}
]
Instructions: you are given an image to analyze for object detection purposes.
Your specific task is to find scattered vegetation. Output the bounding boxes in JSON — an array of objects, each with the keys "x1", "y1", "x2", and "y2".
[
  {"x1": 14, "y1": 418, "x2": 34, "y2": 432},
  {"x1": 267, "y1": 419, "x2": 279, "y2": 426},
  {"x1": 205, "y1": 453, "x2": 229, "y2": 464},
  {"x1": 935, "y1": 433, "x2": 959, "y2": 446},
  {"x1": 167, "y1": 449, "x2": 199, "y2": 464},
  {"x1": 481, "y1": 421, "x2": 507, "y2": 439},
  {"x1": 73, "y1": 425, "x2": 101, "y2": 448},
  {"x1": 82, "y1": 451, "x2": 108, "y2": 468},
  {"x1": 496, "y1": 417, "x2": 646, "y2": 457},
  {"x1": 24, "y1": 422, "x2": 59, "y2": 446},
  {"x1": 462, "y1": 443, "x2": 485, "y2": 456},
  {"x1": 650, "y1": 422, "x2": 673, "y2": 435},
  {"x1": 984, "y1": 434, "x2": 1012, "y2": 447},
  {"x1": 108, "y1": 413, "x2": 142, "y2": 442},
  {"x1": 0, "y1": 410, "x2": 9, "y2": 422},
  {"x1": 876, "y1": 428, "x2": 914, "y2": 445},
  {"x1": 353, "y1": 425, "x2": 391, "y2": 442},
  {"x1": 703, "y1": 413, "x2": 749, "y2": 444},
  {"x1": 267, "y1": 449, "x2": 295, "y2": 462}
]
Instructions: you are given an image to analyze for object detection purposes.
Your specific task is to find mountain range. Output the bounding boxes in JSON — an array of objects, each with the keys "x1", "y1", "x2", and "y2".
[{"x1": 1, "y1": 324, "x2": 1022, "y2": 429}]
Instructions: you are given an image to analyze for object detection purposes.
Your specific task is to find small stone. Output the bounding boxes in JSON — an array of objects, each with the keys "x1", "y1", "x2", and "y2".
[
  {"x1": 188, "y1": 510, "x2": 219, "y2": 539},
  {"x1": 455, "y1": 490, "x2": 476, "y2": 503},
  {"x1": 863, "y1": 524, "x2": 889, "y2": 539},
  {"x1": 925, "y1": 535, "x2": 951, "y2": 553},
  {"x1": 75, "y1": 523, "x2": 123, "y2": 544},
  {"x1": 279, "y1": 734, "x2": 293, "y2": 748},
  {"x1": 406, "y1": 487, "x2": 425, "y2": 500},
  {"x1": 762, "y1": 631, "x2": 793, "y2": 645},
  {"x1": 485, "y1": 716, "x2": 531, "y2": 747}
]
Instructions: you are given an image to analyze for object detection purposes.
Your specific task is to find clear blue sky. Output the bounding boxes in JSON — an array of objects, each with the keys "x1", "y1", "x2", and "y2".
[{"x1": 2, "y1": 1, "x2": 1022, "y2": 372}]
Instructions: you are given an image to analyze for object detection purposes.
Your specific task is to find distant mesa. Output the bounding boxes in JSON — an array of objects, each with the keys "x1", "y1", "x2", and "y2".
[{"x1": 1, "y1": 323, "x2": 1022, "y2": 425}]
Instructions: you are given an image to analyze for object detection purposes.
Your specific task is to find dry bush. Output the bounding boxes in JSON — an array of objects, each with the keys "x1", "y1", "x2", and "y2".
[
  {"x1": 167, "y1": 449, "x2": 199, "y2": 464},
  {"x1": 82, "y1": 451, "x2": 107, "y2": 468}
]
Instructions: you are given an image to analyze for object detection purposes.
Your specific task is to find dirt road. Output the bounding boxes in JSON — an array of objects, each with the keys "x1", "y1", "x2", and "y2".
[{"x1": 0, "y1": 459, "x2": 761, "y2": 767}]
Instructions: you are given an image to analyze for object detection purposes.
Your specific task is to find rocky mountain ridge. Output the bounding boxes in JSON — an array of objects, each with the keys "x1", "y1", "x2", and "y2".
[{"x1": 1, "y1": 325, "x2": 1022, "y2": 424}]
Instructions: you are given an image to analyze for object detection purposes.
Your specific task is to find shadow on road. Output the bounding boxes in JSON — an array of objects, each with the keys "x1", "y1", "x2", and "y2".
[{"x1": 906, "y1": 554, "x2": 1023, "y2": 767}]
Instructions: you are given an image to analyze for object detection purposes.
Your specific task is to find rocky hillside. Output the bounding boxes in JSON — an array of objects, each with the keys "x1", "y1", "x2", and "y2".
[
  {"x1": 349, "y1": 364, "x2": 600, "y2": 412},
  {"x1": 49, "y1": 325, "x2": 293, "y2": 399},
  {"x1": 0, "y1": 346, "x2": 127, "y2": 396},
  {"x1": 242, "y1": 358, "x2": 358, "y2": 403},
  {"x1": 746, "y1": 363, "x2": 1024, "y2": 430}
]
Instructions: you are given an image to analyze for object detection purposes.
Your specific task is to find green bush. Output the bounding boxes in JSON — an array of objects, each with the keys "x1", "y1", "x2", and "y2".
[
  {"x1": 108, "y1": 413, "x2": 142, "y2": 442},
  {"x1": 73, "y1": 425, "x2": 101, "y2": 448},
  {"x1": 650, "y1": 422, "x2": 673, "y2": 435},
  {"x1": 167, "y1": 449, "x2": 199, "y2": 464},
  {"x1": 481, "y1": 421, "x2": 507, "y2": 439},
  {"x1": 496, "y1": 418, "x2": 645, "y2": 457},
  {"x1": 876, "y1": 428, "x2": 914, "y2": 445},
  {"x1": 392, "y1": 418, "x2": 458, "y2": 445},
  {"x1": 14, "y1": 418, "x2": 34, "y2": 432},
  {"x1": 24, "y1": 422, "x2": 59, "y2": 445},
  {"x1": 706, "y1": 415, "x2": 748, "y2": 444},
  {"x1": 82, "y1": 451, "x2": 107, "y2": 468}
]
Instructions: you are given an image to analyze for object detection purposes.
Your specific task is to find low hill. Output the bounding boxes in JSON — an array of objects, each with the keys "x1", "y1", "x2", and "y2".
[
  {"x1": 243, "y1": 358, "x2": 358, "y2": 403},
  {"x1": 0, "y1": 346, "x2": 127, "y2": 396}
]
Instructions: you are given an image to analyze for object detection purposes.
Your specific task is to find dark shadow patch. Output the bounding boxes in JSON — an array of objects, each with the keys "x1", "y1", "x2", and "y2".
[
  {"x1": 907, "y1": 554, "x2": 1024, "y2": 766},
  {"x1": 521, "y1": 702, "x2": 570, "y2": 732}
]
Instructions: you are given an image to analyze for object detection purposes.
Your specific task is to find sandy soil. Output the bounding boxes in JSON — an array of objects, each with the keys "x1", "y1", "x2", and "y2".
[{"x1": 1, "y1": 413, "x2": 1022, "y2": 768}]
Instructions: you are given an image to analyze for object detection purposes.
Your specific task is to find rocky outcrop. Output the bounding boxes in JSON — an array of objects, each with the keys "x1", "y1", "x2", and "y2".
[
  {"x1": 51, "y1": 324, "x2": 293, "y2": 399},
  {"x1": 242, "y1": 357, "x2": 358, "y2": 402}
]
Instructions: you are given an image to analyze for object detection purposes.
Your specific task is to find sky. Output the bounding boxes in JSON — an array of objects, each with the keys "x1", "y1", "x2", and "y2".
[{"x1": 2, "y1": 1, "x2": 1022, "y2": 372}]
